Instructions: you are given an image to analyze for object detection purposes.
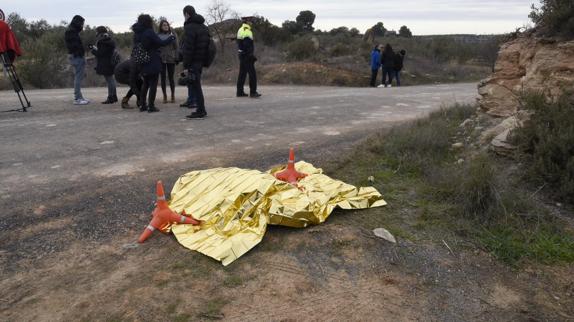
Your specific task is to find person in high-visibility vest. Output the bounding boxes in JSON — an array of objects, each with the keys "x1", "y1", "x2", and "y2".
[{"x1": 236, "y1": 18, "x2": 261, "y2": 98}]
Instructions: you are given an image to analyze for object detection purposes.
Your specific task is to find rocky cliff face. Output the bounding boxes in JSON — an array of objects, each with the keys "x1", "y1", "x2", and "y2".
[{"x1": 478, "y1": 36, "x2": 574, "y2": 117}]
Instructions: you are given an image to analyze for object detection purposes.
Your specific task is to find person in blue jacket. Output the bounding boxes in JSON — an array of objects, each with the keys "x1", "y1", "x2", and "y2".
[
  {"x1": 369, "y1": 45, "x2": 381, "y2": 87},
  {"x1": 131, "y1": 14, "x2": 175, "y2": 113}
]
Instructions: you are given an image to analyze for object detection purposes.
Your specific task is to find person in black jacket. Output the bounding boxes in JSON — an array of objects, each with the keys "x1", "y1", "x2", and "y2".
[
  {"x1": 236, "y1": 17, "x2": 260, "y2": 98},
  {"x1": 90, "y1": 26, "x2": 117, "y2": 104},
  {"x1": 393, "y1": 49, "x2": 406, "y2": 87},
  {"x1": 181, "y1": 5, "x2": 211, "y2": 119},
  {"x1": 64, "y1": 15, "x2": 89, "y2": 105},
  {"x1": 381, "y1": 43, "x2": 395, "y2": 88},
  {"x1": 131, "y1": 14, "x2": 175, "y2": 113},
  {"x1": 114, "y1": 59, "x2": 142, "y2": 109}
]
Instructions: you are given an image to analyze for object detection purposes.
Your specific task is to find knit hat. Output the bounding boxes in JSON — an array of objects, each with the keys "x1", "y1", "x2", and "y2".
[{"x1": 0, "y1": 9, "x2": 5, "y2": 21}]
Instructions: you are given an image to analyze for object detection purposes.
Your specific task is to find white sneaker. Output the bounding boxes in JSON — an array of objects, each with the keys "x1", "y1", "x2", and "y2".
[
  {"x1": 377, "y1": 84, "x2": 384, "y2": 88},
  {"x1": 74, "y1": 99, "x2": 90, "y2": 105},
  {"x1": 388, "y1": 85, "x2": 392, "y2": 88}
]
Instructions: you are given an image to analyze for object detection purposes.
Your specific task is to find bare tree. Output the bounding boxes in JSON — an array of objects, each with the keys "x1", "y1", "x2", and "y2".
[{"x1": 206, "y1": 0, "x2": 237, "y2": 52}]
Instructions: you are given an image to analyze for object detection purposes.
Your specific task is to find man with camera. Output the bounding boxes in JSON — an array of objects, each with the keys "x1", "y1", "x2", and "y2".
[{"x1": 181, "y1": 5, "x2": 211, "y2": 119}]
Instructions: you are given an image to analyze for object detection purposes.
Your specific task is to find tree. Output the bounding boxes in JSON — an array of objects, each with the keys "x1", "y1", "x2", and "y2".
[
  {"x1": 282, "y1": 20, "x2": 302, "y2": 34},
  {"x1": 350, "y1": 28, "x2": 360, "y2": 37},
  {"x1": 371, "y1": 22, "x2": 387, "y2": 37},
  {"x1": 399, "y1": 25, "x2": 413, "y2": 38},
  {"x1": 206, "y1": 0, "x2": 236, "y2": 52},
  {"x1": 296, "y1": 10, "x2": 316, "y2": 32},
  {"x1": 529, "y1": 0, "x2": 574, "y2": 38}
]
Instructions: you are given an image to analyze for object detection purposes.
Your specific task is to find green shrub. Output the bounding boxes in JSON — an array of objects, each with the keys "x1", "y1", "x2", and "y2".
[
  {"x1": 18, "y1": 31, "x2": 69, "y2": 88},
  {"x1": 530, "y1": 0, "x2": 574, "y2": 38},
  {"x1": 512, "y1": 93, "x2": 574, "y2": 203},
  {"x1": 286, "y1": 37, "x2": 317, "y2": 61}
]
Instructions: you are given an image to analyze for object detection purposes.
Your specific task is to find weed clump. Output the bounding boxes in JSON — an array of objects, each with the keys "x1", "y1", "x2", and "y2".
[{"x1": 512, "y1": 93, "x2": 574, "y2": 203}]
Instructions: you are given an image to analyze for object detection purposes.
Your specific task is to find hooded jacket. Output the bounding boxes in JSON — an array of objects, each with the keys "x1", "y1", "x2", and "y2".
[
  {"x1": 370, "y1": 48, "x2": 381, "y2": 70},
  {"x1": 236, "y1": 23, "x2": 254, "y2": 57},
  {"x1": 132, "y1": 22, "x2": 174, "y2": 75},
  {"x1": 182, "y1": 13, "x2": 211, "y2": 69},
  {"x1": 65, "y1": 15, "x2": 85, "y2": 57},
  {"x1": 91, "y1": 33, "x2": 116, "y2": 76}
]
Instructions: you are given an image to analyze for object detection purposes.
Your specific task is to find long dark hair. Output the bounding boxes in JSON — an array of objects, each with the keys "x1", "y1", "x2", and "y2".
[
  {"x1": 136, "y1": 14, "x2": 154, "y2": 29},
  {"x1": 384, "y1": 43, "x2": 393, "y2": 54},
  {"x1": 158, "y1": 20, "x2": 171, "y2": 34}
]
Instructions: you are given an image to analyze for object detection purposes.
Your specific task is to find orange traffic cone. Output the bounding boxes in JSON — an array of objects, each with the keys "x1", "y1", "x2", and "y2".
[
  {"x1": 138, "y1": 181, "x2": 201, "y2": 243},
  {"x1": 274, "y1": 148, "x2": 307, "y2": 185}
]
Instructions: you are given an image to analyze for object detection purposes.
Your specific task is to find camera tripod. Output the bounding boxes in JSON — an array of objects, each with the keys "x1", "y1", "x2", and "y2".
[{"x1": 1, "y1": 52, "x2": 31, "y2": 112}]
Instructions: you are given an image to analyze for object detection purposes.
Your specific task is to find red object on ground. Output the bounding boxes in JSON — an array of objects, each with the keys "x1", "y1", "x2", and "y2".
[
  {"x1": 274, "y1": 148, "x2": 308, "y2": 185},
  {"x1": 0, "y1": 20, "x2": 22, "y2": 59},
  {"x1": 138, "y1": 181, "x2": 201, "y2": 243}
]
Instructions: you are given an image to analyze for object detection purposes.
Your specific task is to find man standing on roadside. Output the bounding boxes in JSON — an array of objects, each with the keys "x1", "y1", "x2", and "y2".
[
  {"x1": 65, "y1": 15, "x2": 89, "y2": 105},
  {"x1": 182, "y1": 5, "x2": 211, "y2": 119},
  {"x1": 236, "y1": 17, "x2": 261, "y2": 98}
]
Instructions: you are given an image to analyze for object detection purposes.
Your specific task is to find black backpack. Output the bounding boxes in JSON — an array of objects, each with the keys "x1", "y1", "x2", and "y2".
[{"x1": 204, "y1": 31, "x2": 217, "y2": 68}]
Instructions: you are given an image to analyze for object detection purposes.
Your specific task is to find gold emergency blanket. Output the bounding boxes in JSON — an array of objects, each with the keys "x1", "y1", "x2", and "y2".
[{"x1": 169, "y1": 161, "x2": 386, "y2": 265}]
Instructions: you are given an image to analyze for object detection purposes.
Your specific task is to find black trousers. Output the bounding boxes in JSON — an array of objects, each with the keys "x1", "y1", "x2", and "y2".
[
  {"x1": 160, "y1": 63, "x2": 176, "y2": 98},
  {"x1": 141, "y1": 73, "x2": 159, "y2": 108},
  {"x1": 370, "y1": 69, "x2": 379, "y2": 87},
  {"x1": 129, "y1": 62, "x2": 142, "y2": 102},
  {"x1": 125, "y1": 78, "x2": 143, "y2": 100},
  {"x1": 190, "y1": 67, "x2": 206, "y2": 114},
  {"x1": 383, "y1": 67, "x2": 394, "y2": 87},
  {"x1": 237, "y1": 55, "x2": 257, "y2": 95}
]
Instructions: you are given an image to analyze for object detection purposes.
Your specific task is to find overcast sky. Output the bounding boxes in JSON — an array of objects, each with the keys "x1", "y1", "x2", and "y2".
[{"x1": 4, "y1": 0, "x2": 539, "y2": 35}]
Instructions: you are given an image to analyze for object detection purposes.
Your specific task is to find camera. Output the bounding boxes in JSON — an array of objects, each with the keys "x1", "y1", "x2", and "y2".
[{"x1": 178, "y1": 70, "x2": 196, "y2": 86}]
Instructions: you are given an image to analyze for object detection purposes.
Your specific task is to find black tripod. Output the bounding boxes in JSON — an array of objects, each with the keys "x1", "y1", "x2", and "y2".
[{"x1": 1, "y1": 51, "x2": 31, "y2": 112}]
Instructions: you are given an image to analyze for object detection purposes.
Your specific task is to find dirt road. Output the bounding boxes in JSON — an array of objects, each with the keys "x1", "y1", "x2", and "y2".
[{"x1": 2, "y1": 84, "x2": 571, "y2": 321}]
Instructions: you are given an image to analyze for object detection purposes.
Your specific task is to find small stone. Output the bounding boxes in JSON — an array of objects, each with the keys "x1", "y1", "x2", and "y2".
[
  {"x1": 368, "y1": 176, "x2": 375, "y2": 183},
  {"x1": 452, "y1": 142, "x2": 464, "y2": 149},
  {"x1": 457, "y1": 159, "x2": 464, "y2": 165},
  {"x1": 459, "y1": 119, "x2": 473, "y2": 128}
]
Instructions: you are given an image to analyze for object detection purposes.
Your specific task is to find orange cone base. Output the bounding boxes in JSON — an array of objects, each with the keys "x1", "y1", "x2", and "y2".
[{"x1": 138, "y1": 181, "x2": 202, "y2": 243}]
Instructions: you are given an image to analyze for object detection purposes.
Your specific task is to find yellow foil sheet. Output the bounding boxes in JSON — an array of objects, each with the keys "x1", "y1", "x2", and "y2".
[{"x1": 169, "y1": 161, "x2": 386, "y2": 266}]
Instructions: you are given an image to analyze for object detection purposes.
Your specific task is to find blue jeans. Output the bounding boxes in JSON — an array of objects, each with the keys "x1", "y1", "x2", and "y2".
[
  {"x1": 69, "y1": 55, "x2": 85, "y2": 100},
  {"x1": 104, "y1": 75, "x2": 117, "y2": 97},
  {"x1": 395, "y1": 70, "x2": 401, "y2": 86}
]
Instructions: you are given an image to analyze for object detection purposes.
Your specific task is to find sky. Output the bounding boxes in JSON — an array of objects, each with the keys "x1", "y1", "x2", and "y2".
[{"x1": 3, "y1": 0, "x2": 539, "y2": 35}]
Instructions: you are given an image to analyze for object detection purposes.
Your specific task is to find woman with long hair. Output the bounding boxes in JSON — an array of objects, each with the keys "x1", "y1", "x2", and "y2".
[
  {"x1": 381, "y1": 43, "x2": 395, "y2": 88},
  {"x1": 158, "y1": 20, "x2": 179, "y2": 103},
  {"x1": 131, "y1": 14, "x2": 175, "y2": 113}
]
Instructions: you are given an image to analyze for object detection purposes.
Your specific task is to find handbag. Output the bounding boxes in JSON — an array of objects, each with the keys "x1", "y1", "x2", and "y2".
[{"x1": 131, "y1": 42, "x2": 150, "y2": 65}]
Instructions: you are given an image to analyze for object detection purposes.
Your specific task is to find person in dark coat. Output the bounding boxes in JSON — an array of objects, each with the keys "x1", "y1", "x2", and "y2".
[
  {"x1": 158, "y1": 20, "x2": 179, "y2": 104},
  {"x1": 64, "y1": 15, "x2": 89, "y2": 105},
  {"x1": 90, "y1": 26, "x2": 117, "y2": 104},
  {"x1": 393, "y1": 49, "x2": 406, "y2": 87},
  {"x1": 131, "y1": 14, "x2": 175, "y2": 113},
  {"x1": 381, "y1": 43, "x2": 395, "y2": 88},
  {"x1": 369, "y1": 45, "x2": 381, "y2": 87},
  {"x1": 114, "y1": 59, "x2": 143, "y2": 109},
  {"x1": 236, "y1": 17, "x2": 260, "y2": 98},
  {"x1": 181, "y1": 5, "x2": 211, "y2": 119}
]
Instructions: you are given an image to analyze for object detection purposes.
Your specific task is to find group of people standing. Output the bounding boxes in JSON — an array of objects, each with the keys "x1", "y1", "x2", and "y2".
[
  {"x1": 64, "y1": 6, "x2": 260, "y2": 120},
  {"x1": 370, "y1": 44, "x2": 406, "y2": 88}
]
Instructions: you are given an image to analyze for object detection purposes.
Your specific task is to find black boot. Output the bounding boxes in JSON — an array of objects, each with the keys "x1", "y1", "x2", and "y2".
[
  {"x1": 102, "y1": 96, "x2": 114, "y2": 104},
  {"x1": 139, "y1": 105, "x2": 148, "y2": 112},
  {"x1": 148, "y1": 106, "x2": 160, "y2": 113}
]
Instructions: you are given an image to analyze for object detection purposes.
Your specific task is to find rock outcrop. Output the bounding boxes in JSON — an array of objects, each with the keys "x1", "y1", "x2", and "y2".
[
  {"x1": 477, "y1": 34, "x2": 574, "y2": 156},
  {"x1": 478, "y1": 36, "x2": 574, "y2": 117}
]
